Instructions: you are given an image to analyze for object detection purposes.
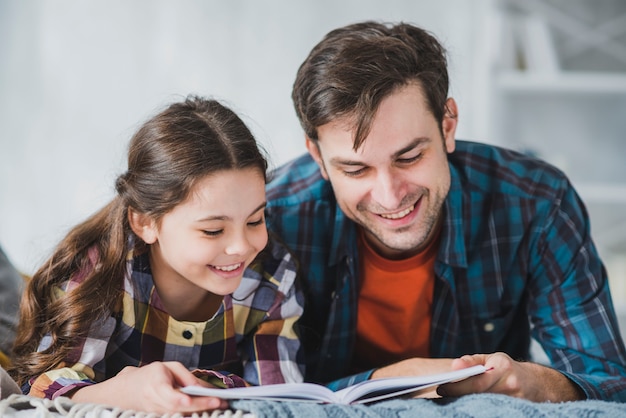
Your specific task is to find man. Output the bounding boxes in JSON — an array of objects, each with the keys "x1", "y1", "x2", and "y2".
[{"x1": 265, "y1": 21, "x2": 626, "y2": 402}]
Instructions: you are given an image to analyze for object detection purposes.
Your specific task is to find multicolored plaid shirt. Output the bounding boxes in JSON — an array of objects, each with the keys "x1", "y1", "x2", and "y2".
[
  {"x1": 266, "y1": 140, "x2": 626, "y2": 402},
  {"x1": 26, "y1": 238, "x2": 304, "y2": 399}
]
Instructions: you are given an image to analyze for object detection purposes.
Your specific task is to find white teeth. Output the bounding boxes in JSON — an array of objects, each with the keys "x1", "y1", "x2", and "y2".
[
  {"x1": 213, "y1": 263, "x2": 241, "y2": 272},
  {"x1": 380, "y1": 205, "x2": 415, "y2": 219}
]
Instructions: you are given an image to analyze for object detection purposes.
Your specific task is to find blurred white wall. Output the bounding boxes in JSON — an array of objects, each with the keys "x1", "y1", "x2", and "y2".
[{"x1": 0, "y1": 0, "x2": 480, "y2": 274}]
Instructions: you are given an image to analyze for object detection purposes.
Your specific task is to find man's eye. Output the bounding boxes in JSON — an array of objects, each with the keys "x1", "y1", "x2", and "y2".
[
  {"x1": 203, "y1": 230, "x2": 223, "y2": 237},
  {"x1": 344, "y1": 167, "x2": 366, "y2": 177},
  {"x1": 397, "y1": 154, "x2": 422, "y2": 164}
]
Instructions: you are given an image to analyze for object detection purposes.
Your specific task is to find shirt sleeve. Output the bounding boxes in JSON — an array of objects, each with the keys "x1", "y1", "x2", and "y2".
[
  {"x1": 324, "y1": 369, "x2": 374, "y2": 391},
  {"x1": 528, "y1": 181, "x2": 626, "y2": 401},
  {"x1": 25, "y1": 287, "x2": 117, "y2": 399},
  {"x1": 236, "y1": 240, "x2": 305, "y2": 386}
]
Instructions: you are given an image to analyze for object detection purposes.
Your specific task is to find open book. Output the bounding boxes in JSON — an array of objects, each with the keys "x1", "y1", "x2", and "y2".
[{"x1": 181, "y1": 365, "x2": 487, "y2": 405}]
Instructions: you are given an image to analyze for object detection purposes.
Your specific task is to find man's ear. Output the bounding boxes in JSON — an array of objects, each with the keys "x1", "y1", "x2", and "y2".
[
  {"x1": 442, "y1": 98, "x2": 458, "y2": 154},
  {"x1": 305, "y1": 137, "x2": 329, "y2": 180},
  {"x1": 128, "y1": 208, "x2": 158, "y2": 244}
]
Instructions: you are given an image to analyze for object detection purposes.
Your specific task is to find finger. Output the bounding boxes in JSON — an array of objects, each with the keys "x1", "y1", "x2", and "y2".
[
  {"x1": 156, "y1": 364, "x2": 228, "y2": 412},
  {"x1": 162, "y1": 361, "x2": 205, "y2": 388},
  {"x1": 149, "y1": 379, "x2": 225, "y2": 413},
  {"x1": 175, "y1": 394, "x2": 227, "y2": 413},
  {"x1": 450, "y1": 354, "x2": 488, "y2": 370},
  {"x1": 437, "y1": 367, "x2": 498, "y2": 397},
  {"x1": 183, "y1": 396, "x2": 229, "y2": 412},
  {"x1": 438, "y1": 356, "x2": 501, "y2": 397}
]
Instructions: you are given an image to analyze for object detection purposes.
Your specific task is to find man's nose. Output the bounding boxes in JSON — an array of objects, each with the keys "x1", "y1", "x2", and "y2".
[{"x1": 370, "y1": 170, "x2": 404, "y2": 210}]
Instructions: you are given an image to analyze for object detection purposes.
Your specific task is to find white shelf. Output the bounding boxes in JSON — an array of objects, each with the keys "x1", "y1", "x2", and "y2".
[
  {"x1": 483, "y1": 0, "x2": 626, "y2": 306},
  {"x1": 496, "y1": 71, "x2": 626, "y2": 94}
]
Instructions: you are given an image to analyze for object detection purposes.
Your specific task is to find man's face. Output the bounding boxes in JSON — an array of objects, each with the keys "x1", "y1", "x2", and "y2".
[{"x1": 307, "y1": 83, "x2": 457, "y2": 259}]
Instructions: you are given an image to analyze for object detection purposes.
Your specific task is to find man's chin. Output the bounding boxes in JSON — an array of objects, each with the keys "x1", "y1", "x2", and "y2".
[{"x1": 364, "y1": 232, "x2": 426, "y2": 258}]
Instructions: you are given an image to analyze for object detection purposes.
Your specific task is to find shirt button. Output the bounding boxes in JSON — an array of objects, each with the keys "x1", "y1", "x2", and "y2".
[
  {"x1": 182, "y1": 330, "x2": 193, "y2": 340},
  {"x1": 483, "y1": 322, "x2": 495, "y2": 332}
]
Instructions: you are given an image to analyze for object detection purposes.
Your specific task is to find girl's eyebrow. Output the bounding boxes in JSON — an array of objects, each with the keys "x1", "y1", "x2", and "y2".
[
  {"x1": 195, "y1": 202, "x2": 267, "y2": 222},
  {"x1": 250, "y1": 202, "x2": 267, "y2": 216}
]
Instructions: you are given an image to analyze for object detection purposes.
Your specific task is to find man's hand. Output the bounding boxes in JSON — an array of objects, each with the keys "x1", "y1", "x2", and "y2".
[
  {"x1": 370, "y1": 357, "x2": 454, "y2": 398},
  {"x1": 436, "y1": 352, "x2": 585, "y2": 402},
  {"x1": 371, "y1": 357, "x2": 454, "y2": 379}
]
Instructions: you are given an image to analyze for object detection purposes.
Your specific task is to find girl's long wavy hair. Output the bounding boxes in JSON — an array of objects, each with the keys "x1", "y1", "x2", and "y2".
[{"x1": 9, "y1": 96, "x2": 268, "y2": 386}]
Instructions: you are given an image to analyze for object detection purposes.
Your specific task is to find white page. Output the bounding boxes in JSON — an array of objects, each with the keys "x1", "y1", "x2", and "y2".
[
  {"x1": 181, "y1": 365, "x2": 487, "y2": 404},
  {"x1": 336, "y1": 365, "x2": 487, "y2": 404},
  {"x1": 181, "y1": 382, "x2": 339, "y2": 403}
]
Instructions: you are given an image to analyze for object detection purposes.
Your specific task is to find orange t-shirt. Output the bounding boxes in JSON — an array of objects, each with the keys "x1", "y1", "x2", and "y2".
[{"x1": 352, "y1": 229, "x2": 438, "y2": 372}]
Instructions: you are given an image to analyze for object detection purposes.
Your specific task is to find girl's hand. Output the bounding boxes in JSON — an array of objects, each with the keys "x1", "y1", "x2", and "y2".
[{"x1": 71, "y1": 361, "x2": 229, "y2": 414}]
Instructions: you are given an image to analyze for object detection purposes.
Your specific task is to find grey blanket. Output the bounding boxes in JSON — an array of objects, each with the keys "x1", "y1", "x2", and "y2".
[
  {"x1": 232, "y1": 394, "x2": 626, "y2": 418},
  {"x1": 1, "y1": 393, "x2": 625, "y2": 417}
]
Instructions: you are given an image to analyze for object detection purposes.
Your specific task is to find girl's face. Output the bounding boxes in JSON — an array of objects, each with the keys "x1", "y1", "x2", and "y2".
[{"x1": 144, "y1": 168, "x2": 268, "y2": 312}]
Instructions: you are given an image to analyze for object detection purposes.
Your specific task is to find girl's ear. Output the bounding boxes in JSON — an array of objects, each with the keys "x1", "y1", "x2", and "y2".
[{"x1": 128, "y1": 208, "x2": 158, "y2": 244}]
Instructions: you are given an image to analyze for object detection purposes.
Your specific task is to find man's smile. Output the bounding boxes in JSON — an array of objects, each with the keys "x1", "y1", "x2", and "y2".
[{"x1": 378, "y1": 204, "x2": 416, "y2": 220}]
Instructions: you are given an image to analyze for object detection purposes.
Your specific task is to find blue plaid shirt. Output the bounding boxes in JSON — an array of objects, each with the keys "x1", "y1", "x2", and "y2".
[{"x1": 266, "y1": 140, "x2": 626, "y2": 402}]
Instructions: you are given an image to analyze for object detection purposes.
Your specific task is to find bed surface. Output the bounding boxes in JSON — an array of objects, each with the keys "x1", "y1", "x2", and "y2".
[{"x1": 2, "y1": 393, "x2": 626, "y2": 418}]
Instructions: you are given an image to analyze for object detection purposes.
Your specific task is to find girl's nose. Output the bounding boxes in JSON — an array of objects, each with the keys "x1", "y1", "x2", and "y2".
[{"x1": 224, "y1": 231, "x2": 254, "y2": 256}]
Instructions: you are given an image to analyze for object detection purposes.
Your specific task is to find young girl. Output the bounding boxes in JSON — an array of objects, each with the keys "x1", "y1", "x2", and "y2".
[{"x1": 9, "y1": 96, "x2": 304, "y2": 414}]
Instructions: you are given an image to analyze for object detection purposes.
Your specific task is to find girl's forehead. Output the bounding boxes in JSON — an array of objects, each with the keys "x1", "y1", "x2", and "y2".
[{"x1": 171, "y1": 169, "x2": 266, "y2": 219}]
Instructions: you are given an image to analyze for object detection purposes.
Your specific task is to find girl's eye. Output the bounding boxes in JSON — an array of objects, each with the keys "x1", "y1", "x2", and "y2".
[
  {"x1": 248, "y1": 218, "x2": 265, "y2": 227},
  {"x1": 203, "y1": 229, "x2": 223, "y2": 237}
]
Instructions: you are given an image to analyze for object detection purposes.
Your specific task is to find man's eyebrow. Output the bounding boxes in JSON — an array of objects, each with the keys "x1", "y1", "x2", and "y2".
[
  {"x1": 329, "y1": 157, "x2": 365, "y2": 167},
  {"x1": 392, "y1": 137, "x2": 431, "y2": 159},
  {"x1": 329, "y1": 137, "x2": 431, "y2": 166}
]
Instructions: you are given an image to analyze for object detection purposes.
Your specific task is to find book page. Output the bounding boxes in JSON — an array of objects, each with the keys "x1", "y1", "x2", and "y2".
[
  {"x1": 181, "y1": 381, "x2": 339, "y2": 403},
  {"x1": 181, "y1": 365, "x2": 487, "y2": 404},
  {"x1": 337, "y1": 365, "x2": 487, "y2": 404}
]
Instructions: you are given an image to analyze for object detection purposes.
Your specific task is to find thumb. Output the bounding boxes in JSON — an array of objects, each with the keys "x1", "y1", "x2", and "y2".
[{"x1": 451, "y1": 354, "x2": 487, "y2": 370}]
